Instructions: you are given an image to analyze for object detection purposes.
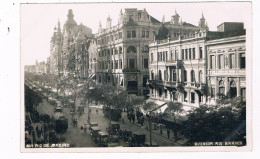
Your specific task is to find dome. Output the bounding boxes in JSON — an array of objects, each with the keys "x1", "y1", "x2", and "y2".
[{"x1": 156, "y1": 24, "x2": 169, "y2": 40}]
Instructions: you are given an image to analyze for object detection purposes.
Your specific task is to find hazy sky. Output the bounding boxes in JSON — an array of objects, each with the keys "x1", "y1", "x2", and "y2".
[{"x1": 21, "y1": 2, "x2": 251, "y2": 65}]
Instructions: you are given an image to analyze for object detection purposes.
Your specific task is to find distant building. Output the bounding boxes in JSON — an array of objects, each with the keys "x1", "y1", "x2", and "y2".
[
  {"x1": 49, "y1": 9, "x2": 93, "y2": 77},
  {"x1": 88, "y1": 38, "x2": 98, "y2": 79},
  {"x1": 148, "y1": 16, "x2": 246, "y2": 106}
]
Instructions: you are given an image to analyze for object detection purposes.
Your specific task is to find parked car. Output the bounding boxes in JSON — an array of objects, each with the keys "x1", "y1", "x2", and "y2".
[
  {"x1": 90, "y1": 126, "x2": 101, "y2": 142},
  {"x1": 97, "y1": 131, "x2": 109, "y2": 146}
]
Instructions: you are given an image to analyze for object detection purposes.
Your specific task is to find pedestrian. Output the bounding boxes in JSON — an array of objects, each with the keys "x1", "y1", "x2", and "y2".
[
  {"x1": 75, "y1": 119, "x2": 78, "y2": 127},
  {"x1": 83, "y1": 124, "x2": 87, "y2": 134},
  {"x1": 80, "y1": 125, "x2": 84, "y2": 134},
  {"x1": 96, "y1": 109, "x2": 98, "y2": 115},
  {"x1": 132, "y1": 114, "x2": 135, "y2": 123},
  {"x1": 167, "y1": 128, "x2": 170, "y2": 139}
]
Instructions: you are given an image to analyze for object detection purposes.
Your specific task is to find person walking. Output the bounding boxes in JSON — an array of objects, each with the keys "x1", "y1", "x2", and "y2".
[
  {"x1": 80, "y1": 125, "x2": 84, "y2": 134},
  {"x1": 96, "y1": 109, "x2": 98, "y2": 115},
  {"x1": 83, "y1": 124, "x2": 87, "y2": 134},
  {"x1": 167, "y1": 128, "x2": 170, "y2": 139}
]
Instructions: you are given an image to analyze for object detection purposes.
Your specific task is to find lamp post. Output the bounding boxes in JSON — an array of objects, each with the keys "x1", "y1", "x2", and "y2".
[
  {"x1": 148, "y1": 111, "x2": 152, "y2": 146},
  {"x1": 87, "y1": 86, "x2": 95, "y2": 124}
]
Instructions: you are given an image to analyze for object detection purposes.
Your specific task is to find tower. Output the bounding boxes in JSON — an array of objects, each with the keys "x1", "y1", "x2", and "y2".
[
  {"x1": 198, "y1": 13, "x2": 209, "y2": 31},
  {"x1": 171, "y1": 10, "x2": 180, "y2": 25}
]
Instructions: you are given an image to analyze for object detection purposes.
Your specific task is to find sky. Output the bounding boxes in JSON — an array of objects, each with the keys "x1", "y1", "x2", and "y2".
[{"x1": 21, "y1": 2, "x2": 251, "y2": 65}]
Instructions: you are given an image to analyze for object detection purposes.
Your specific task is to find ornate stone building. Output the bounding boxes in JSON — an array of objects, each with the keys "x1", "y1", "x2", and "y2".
[
  {"x1": 148, "y1": 16, "x2": 246, "y2": 106},
  {"x1": 206, "y1": 22, "x2": 246, "y2": 103},
  {"x1": 49, "y1": 9, "x2": 93, "y2": 78},
  {"x1": 95, "y1": 8, "x2": 161, "y2": 96}
]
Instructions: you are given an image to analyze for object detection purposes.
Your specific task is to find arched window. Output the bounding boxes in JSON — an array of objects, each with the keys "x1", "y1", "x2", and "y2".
[
  {"x1": 199, "y1": 70, "x2": 203, "y2": 83},
  {"x1": 159, "y1": 70, "x2": 162, "y2": 81},
  {"x1": 173, "y1": 69, "x2": 177, "y2": 81},
  {"x1": 127, "y1": 46, "x2": 137, "y2": 53},
  {"x1": 184, "y1": 70, "x2": 187, "y2": 82},
  {"x1": 142, "y1": 45, "x2": 149, "y2": 53},
  {"x1": 119, "y1": 46, "x2": 123, "y2": 54},
  {"x1": 191, "y1": 70, "x2": 195, "y2": 82},
  {"x1": 219, "y1": 80, "x2": 225, "y2": 95},
  {"x1": 151, "y1": 70, "x2": 154, "y2": 80}
]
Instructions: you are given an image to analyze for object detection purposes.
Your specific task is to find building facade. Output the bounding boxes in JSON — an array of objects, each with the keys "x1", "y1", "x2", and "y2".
[
  {"x1": 49, "y1": 9, "x2": 93, "y2": 78},
  {"x1": 148, "y1": 17, "x2": 246, "y2": 106},
  {"x1": 206, "y1": 23, "x2": 246, "y2": 103},
  {"x1": 95, "y1": 8, "x2": 161, "y2": 96}
]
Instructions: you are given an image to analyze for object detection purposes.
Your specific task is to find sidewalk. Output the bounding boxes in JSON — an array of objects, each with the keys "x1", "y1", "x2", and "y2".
[
  {"x1": 121, "y1": 112, "x2": 188, "y2": 146},
  {"x1": 85, "y1": 105, "x2": 182, "y2": 146}
]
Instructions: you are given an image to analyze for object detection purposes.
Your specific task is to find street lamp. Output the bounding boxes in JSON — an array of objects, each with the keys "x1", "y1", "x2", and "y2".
[{"x1": 87, "y1": 86, "x2": 95, "y2": 124}]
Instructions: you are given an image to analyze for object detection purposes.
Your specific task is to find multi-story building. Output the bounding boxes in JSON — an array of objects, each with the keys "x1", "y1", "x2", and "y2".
[
  {"x1": 95, "y1": 8, "x2": 161, "y2": 96},
  {"x1": 49, "y1": 9, "x2": 93, "y2": 77},
  {"x1": 49, "y1": 21, "x2": 63, "y2": 75},
  {"x1": 88, "y1": 38, "x2": 98, "y2": 78},
  {"x1": 206, "y1": 22, "x2": 246, "y2": 103},
  {"x1": 148, "y1": 16, "x2": 246, "y2": 106}
]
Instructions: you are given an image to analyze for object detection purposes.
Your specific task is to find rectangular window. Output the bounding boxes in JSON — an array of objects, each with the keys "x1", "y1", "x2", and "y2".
[
  {"x1": 115, "y1": 33, "x2": 118, "y2": 40},
  {"x1": 111, "y1": 61, "x2": 113, "y2": 69},
  {"x1": 185, "y1": 49, "x2": 188, "y2": 60},
  {"x1": 119, "y1": 32, "x2": 122, "y2": 39},
  {"x1": 144, "y1": 59, "x2": 148, "y2": 68},
  {"x1": 182, "y1": 49, "x2": 184, "y2": 60},
  {"x1": 115, "y1": 60, "x2": 118, "y2": 69},
  {"x1": 142, "y1": 30, "x2": 145, "y2": 38},
  {"x1": 165, "y1": 51, "x2": 168, "y2": 61},
  {"x1": 175, "y1": 50, "x2": 177, "y2": 60},
  {"x1": 191, "y1": 92, "x2": 195, "y2": 103},
  {"x1": 151, "y1": 53, "x2": 153, "y2": 62},
  {"x1": 240, "y1": 53, "x2": 246, "y2": 69},
  {"x1": 199, "y1": 47, "x2": 203, "y2": 59},
  {"x1": 163, "y1": 52, "x2": 165, "y2": 61},
  {"x1": 159, "y1": 88, "x2": 162, "y2": 97},
  {"x1": 146, "y1": 31, "x2": 149, "y2": 38},
  {"x1": 189, "y1": 48, "x2": 192, "y2": 60},
  {"x1": 129, "y1": 59, "x2": 135, "y2": 68},
  {"x1": 210, "y1": 55, "x2": 215, "y2": 69},
  {"x1": 219, "y1": 55, "x2": 224, "y2": 69},
  {"x1": 119, "y1": 59, "x2": 122, "y2": 69},
  {"x1": 127, "y1": 31, "x2": 131, "y2": 38},
  {"x1": 193, "y1": 48, "x2": 196, "y2": 59},
  {"x1": 132, "y1": 30, "x2": 136, "y2": 38}
]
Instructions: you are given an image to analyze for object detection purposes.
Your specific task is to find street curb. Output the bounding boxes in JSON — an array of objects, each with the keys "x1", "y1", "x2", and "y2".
[{"x1": 126, "y1": 120, "x2": 183, "y2": 146}]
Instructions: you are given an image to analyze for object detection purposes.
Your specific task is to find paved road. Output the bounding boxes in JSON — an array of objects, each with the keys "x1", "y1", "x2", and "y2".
[{"x1": 37, "y1": 99, "x2": 97, "y2": 147}]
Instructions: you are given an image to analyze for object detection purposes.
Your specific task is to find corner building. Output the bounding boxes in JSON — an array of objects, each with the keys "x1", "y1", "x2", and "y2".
[{"x1": 95, "y1": 8, "x2": 161, "y2": 96}]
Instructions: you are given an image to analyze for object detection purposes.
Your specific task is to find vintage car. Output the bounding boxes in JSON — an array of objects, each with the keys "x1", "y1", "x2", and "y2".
[
  {"x1": 133, "y1": 132, "x2": 146, "y2": 146},
  {"x1": 97, "y1": 131, "x2": 109, "y2": 146},
  {"x1": 89, "y1": 122, "x2": 98, "y2": 131},
  {"x1": 106, "y1": 122, "x2": 120, "y2": 135},
  {"x1": 90, "y1": 126, "x2": 101, "y2": 142},
  {"x1": 54, "y1": 106, "x2": 63, "y2": 113}
]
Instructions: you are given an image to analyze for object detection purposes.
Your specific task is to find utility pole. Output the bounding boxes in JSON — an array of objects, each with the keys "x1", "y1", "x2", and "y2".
[{"x1": 149, "y1": 113, "x2": 152, "y2": 146}]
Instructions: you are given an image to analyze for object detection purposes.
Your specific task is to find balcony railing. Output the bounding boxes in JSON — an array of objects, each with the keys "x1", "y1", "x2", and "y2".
[{"x1": 122, "y1": 68, "x2": 140, "y2": 73}]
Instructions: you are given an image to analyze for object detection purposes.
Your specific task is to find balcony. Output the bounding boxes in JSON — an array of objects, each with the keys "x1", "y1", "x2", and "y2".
[
  {"x1": 166, "y1": 60, "x2": 183, "y2": 67},
  {"x1": 164, "y1": 81, "x2": 177, "y2": 87},
  {"x1": 122, "y1": 68, "x2": 140, "y2": 73}
]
